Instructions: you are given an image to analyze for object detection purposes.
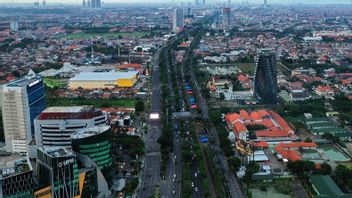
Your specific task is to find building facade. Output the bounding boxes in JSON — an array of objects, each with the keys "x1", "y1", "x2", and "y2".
[
  {"x1": 0, "y1": 153, "x2": 34, "y2": 198},
  {"x1": 36, "y1": 148, "x2": 80, "y2": 198},
  {"x1": 254, "y1": 49, "x2": 278, "y2": 104},
  {"x1": 2, "y1": 71, "x2": 46, "y2": 153},
  {"x1": 35, "y1": 106, "x2": 108, "y2": 149},
  {"x1": 71, "y1": 125, "x2": 113, "y2": 182},
  {"x1": 222, "y1": 7, "x2": 231, "y2": 31},
  {"x1": 173, "y1": 9, "x2": 184, "y2": 33}
]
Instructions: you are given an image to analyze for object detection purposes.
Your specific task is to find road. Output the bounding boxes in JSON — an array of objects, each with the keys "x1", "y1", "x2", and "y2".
[
  {"x1": 136, "y1": 47, "x2": 163, "y2": 198},
  {"x1": 184, "y1": 25, "x2": 244, "y2": 198}
]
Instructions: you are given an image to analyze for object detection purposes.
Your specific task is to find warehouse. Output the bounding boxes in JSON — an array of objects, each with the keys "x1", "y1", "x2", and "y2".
[{"x1": 69, "y1": 71, "x2": 139, "y2": 89}]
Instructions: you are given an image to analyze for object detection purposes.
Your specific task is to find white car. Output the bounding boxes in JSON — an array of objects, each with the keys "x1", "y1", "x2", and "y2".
[
  {"x1": 191, "y1": 182, "x2": 194, "y2": 187},
  {"x1": 195, "y1": 187, "x2": 198, "y2": 192},
  {"x1": 195, "y1": 173, "x2": 197, "y2": 177}
]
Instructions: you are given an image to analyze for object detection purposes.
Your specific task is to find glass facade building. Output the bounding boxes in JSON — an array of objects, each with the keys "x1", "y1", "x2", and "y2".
[
  {"x1": 254, "y1": 49, "x2": 278, "y2": 104},
  {"x1": 36, "y1": 148, "x2": 80, "y2": 198},
  {"x1": 71, "y1": 125, "x2": 113, "y2": 182}
]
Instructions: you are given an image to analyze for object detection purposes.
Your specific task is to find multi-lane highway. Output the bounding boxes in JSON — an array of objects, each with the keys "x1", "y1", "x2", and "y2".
[{"x1": 136, "y1": 47, "x2": 163, "y2": 198}]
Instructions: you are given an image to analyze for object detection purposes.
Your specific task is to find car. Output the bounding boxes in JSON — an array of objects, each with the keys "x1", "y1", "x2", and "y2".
[
  {"x1": 173, "y1": 178, "x2": 175, "y2": 182},
  {"x1": 172, "y1": 190, "x2": 176, "y2": 194},
  {"x1": 191, "y1": 182, "x2": 194, "y2": 187},
  {"x1": 195, "y1": 187, "x2": 198, "y2": 192},
  {"x1": 173, "y1": 174, "x2": 176, "y2": 178},
  {"x1": 195, "y1": 173, "x2": 197, "y2": 177}
]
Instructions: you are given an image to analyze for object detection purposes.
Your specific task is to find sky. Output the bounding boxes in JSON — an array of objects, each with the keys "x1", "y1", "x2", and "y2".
[{"x1": 0, "y1": 0, "x2": 350, "y2": 4}]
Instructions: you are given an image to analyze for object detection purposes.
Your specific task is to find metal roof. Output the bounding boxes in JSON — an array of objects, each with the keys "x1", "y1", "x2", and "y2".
[{"x1": 70, "y1": 71, "x2": 139, "y2": 81}]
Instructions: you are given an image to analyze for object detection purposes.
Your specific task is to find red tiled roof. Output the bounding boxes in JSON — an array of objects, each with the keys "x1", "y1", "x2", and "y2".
[
  {"x1": 255, "y1": 130, "x2": 288, "y2": 137},
  {"x1": 239, "y1": 110, "x2": 250, "y2": 121},
  {"x1": 225, "y1": 113, "x2": 241, "y2": 125},
  {"x1": 280, "y1": 150, "x2": 302, "y2": 161},
  {"x1": 269, "y1": 111, "x2": 293, "y2": 132},
  {"x1": 252, "y1": 141, "x2": 268, "y2": 148},
  {"x1": 234, "y1": 122, "x2": 248, "y2": 133},
  {"x1": 250, "y1": 111, "x2": 262, "y2": 121}
]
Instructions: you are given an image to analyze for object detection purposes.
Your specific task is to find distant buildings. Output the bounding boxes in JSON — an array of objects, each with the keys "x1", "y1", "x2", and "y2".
[
  {"x1": 35, "y1": 106, "x2": 107, "y2": 149},
  {"x1": 173, "y1": 9, "x2": 184, "y2": 33},
  {"x1": 1, "y1": 71, "x2": 46, "y2": 153},
  {"x1": 83, "y1": 0, "x2": 101, "y2": 8},
  {"x1": 254, "y1": 49, "x2": 278, "y2": 104},
  {"x1": 222, "y1": 7, "x2": 231, "y2": 32},
  {"x1": 0, "y1": 152, "x2": 34, "y2": 198},
  {"x1": 69, "y1": 71, "x2": 139, "y2": 90},
  {"x1": 10, "y1": 21, "x2": 18, "y2": 32}
]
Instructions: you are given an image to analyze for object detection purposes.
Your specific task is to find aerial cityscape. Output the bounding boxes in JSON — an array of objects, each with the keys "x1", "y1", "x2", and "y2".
[{"x1": 0, "y1": 0, "x2": 351, "y2": 198}]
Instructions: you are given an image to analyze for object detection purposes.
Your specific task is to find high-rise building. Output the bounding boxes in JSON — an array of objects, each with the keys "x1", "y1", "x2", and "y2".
[
  {"x1": 71, "y1": 125, "x2": 113, "y2": 181},
  {"x1": 36, "y1": 148, "x2": 80, "y2": 198},
  {"x1": 0, "y1": 152, "x2": 34, "y2": 198},
  {"x1": 2, "y1": 70, "x2": 46, "y2": 153},
  {"x1": 82, "y1": 0, "x2": 87, "y2": 7},
  {"x1": 195, "y1": 0, "x2": 200, "y2": 5},
  {"x1": 91, "y1": 0, "x2": 101, "y2": 8},
  {"x1": 173, "y1": 8, "x2": 184, "y2": 33},
  {"x1": 222, "y1": 7, "x2": 231, "y2": 31},
  {"x1": 35, "y1": 106, "x2": 107, "y2": 150},
  {"x1": 10, "y1": 21, "x2": 19, "y2": 31},
  {"x1": 202, "y1": 0, "x2": 206, "y2": 4},
  {"x1": 254, "y1": 49, "x2": 278, "y2": 104}
]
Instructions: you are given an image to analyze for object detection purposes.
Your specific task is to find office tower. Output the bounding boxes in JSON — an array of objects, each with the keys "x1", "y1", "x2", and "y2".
[
  {"x1": 34, "y1": 1, "x2": 39, "y2": 7},
  {"x1": 202, "y1": 0, "x2": 205, "y2": 4},
  {"x1": 36, "y1": 148, "x2": 80, "y2": 198},
  {"x1": 222, "y1": 7, "x2": 231, "y2": 31},
  {"x1": 2, "y1": 70, "x2": 46, "y2": 153},
  {"x1": 264, "y1": 0, "x2": 267, "y2": 6},
  {"x1": 195, "y1": 0, "x2": 200, "y2": 5},
  {"x1": 71, "y1": 125, "x2": 113, "y2": 181},
  {"x1": 254, "y1": 49, "x2": 278, "y2": 104},
  {"x1": 0, "y1": 153, "x2": 34, "y2": 198},
  {"x1": 83, "y1": 0, "x2": 87, "y2": 7},
  {"x1": 10, "y1": 21, "x2": 19, "y2": 31},
  {"x1": 42, "y1": 0, "x2": 46, "y2": 6},
  {"x1": 91, "y1": 0, "x2": 101, "y2": 8},
  {"x1": 35, "y1": 106, "x2": 107, "y2": 150},
  {"x1": 173, "y1": 8, "x2": 184, "y2": 33}
]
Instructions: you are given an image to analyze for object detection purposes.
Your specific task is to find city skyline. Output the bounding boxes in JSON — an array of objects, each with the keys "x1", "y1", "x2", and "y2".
[{"x1": 0, "y1": 0, "x2": 351, "y2": 4}]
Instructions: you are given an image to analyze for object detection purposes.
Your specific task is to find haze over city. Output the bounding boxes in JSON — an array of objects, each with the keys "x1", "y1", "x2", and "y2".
[{"x1": 0, "y1": 0, "x2": 351, "y2": 198}]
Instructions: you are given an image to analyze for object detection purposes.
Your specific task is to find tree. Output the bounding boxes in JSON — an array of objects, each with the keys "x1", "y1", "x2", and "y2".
[
  {"x1": 228, "y1": 157, "x2": 241, "y2": 172},
  {"x1": 243, "y1": 161, "x2": 259, "y2": 182},
  {"x1": 135, "y1": 100, "x2": 145, "y2": 112},
  {"x1": 287, "y1": 160, "x2": 315, "y2": 177},
  {"x1": 316, "y1": 162, "x2": 332, "y2": 175},
  {"x1": 334, "y1": 165, "x2": 352, "y2": 187}
]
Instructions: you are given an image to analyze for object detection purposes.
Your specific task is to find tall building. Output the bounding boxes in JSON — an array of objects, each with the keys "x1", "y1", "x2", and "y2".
[
  {"x1": 254, "y1": 49, "x2": 278, "y2": 104},
  {"x1": 82, "y1": 0, "x2": 87, "y2": 7},
  {"x1": 10, "y1": 21, "x2": 19, "y2": 31},
  {"x1": 222, "y1": 7, "x2": 231, "y2": 31},
  {"x1": 71, "y1": 125, "x2": 113, "y2": 181},
  {"x1": 35, "y1": 106, "x2": 107, "y2": 150},
  {"x1": 202, "y1": 0, "x2": 206, "y2": 4},
  {"x1": 91, "y1": 0, "x2": 101, "y2": 8},
  {"x1": 0, "y1": 152, "x2": 34, "y2": 198},
  {"x1": 173, "y1": 8, "x2": 184, "y2": 33},
  {"x1": 2, "y1": 70, "x2": 46, "y2": 153},
  {"x1": 195, "y1": 0, "x2": 200, "y2": 5},
  {"x1": 36, "y1": 148, "x2": 80, "y2": 198}
]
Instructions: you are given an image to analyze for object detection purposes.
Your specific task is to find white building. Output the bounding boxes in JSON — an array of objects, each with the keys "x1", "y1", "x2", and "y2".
[
  {"x1": 1, "y1": 71, "x2": 46, "y2": 153},
  {"x1": 34, "y1": 106, "x2": 107, "y2": 149}
]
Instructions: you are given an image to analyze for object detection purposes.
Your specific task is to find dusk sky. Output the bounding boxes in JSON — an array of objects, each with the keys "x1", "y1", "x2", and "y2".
[{"x1": 0, "y1": 0, "x2": 351, "y2": 4}]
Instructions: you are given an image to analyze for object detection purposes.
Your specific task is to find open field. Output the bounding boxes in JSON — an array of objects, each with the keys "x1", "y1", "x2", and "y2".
[
  {"x1": 47, "y1": 98, "x2": 137, "y2": 108},
  {"x1": 43, "y1": 78, "x2": 67, "y2": 88},
  {"x1": 236, "y1": 63, "x2": 255, "y2": 75},
  {"x1": 251, "y1": 187, "x2": 291, "y2": 198},
  {"x1": 63, "y1": 32, "x2": 149, "y2": 39}
]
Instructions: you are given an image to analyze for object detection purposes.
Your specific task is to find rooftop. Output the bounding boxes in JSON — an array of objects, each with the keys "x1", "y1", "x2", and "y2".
[
  {"x1": 71, "y1": 125, "x2": 110, "y2": 139},
  {"x1": 0, "y1": 152, "x2": 32, "y2": 177},
  {"x1": 41, "y1": 148, "x2": 75, "y2": 158},
  {"x1": 37, "y1": 106, "x2": 104, "y2": 120},
  {"x1": 70, "y1": 70, "x2": 139, "y2": 81}
]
